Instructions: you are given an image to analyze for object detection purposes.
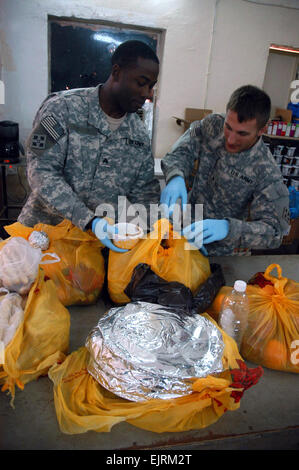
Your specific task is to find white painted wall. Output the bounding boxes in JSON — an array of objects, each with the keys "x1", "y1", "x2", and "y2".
[{"x1": 1, "y1": 0, "x2": 299, "y2": 159}]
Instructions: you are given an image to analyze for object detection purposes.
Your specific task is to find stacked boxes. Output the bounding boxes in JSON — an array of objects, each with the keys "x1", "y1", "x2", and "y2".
[{"x1": 264, "y1": 141, "x2": 299, "y2": 190}]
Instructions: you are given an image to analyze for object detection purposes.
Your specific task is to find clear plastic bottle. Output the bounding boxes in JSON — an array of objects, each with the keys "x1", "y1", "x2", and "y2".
[{"x1": 219, "y1": 280, "x2": 249, "y2": 350}]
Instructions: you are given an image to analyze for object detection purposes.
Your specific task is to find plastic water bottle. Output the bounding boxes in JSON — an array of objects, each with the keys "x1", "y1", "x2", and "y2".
[{"x1": 219, "y1": 280, "x2": 249, "y2": 350}]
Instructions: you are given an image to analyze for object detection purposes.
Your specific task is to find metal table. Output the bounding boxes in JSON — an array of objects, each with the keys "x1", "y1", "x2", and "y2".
[{"x1": 0, "y1": 254, "x2": 298, "y2": 450}]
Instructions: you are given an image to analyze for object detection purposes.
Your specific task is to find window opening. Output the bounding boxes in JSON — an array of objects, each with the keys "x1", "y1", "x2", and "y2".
[{"x1": 48, "y1": 17, "x2": 163, "y2": 140}]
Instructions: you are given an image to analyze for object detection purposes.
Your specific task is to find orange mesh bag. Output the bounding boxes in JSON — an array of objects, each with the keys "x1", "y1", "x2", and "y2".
[
  {"x1": 4, "y1": 220, "x2": 105, "y2": 306},
  {"x1": 48, "y1": 315, "x2": 263, "y2": 435},
  {"x1": 0, "y1": 268, "x2": 70, "y2": 405},
  {"x1": 241, "y1": 264, "x2": 299, "y2": 373},
  {"x1": 108, "y1": 218, "x2": 211, "y2": 304}
]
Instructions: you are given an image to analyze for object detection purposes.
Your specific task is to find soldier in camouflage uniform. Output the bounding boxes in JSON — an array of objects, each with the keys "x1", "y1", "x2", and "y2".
[
  {"x1": 161, "y1": 85, "x2": 290, "y2": 256},
  {"x1": 18, "y1": 41, "x2": 160, "y2": 251}
]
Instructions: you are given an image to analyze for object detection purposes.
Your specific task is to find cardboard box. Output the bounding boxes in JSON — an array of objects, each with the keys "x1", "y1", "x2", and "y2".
[
  {"x1": 173, "y1": 108, "x2": 213, "y2": 131},
  {"x1": 282, "y1": 218, "x2": 299, "y2": 245},
  {"x1": 274, "y1": 107, "x2": 292, "y2": 123}
]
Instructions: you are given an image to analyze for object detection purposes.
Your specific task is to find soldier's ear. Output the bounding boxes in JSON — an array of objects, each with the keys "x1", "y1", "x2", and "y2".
[
  {"x1": 258, "y1": 124, "x2": 267, "y2": 137},
  {"x1": 111, "y1": 64, "x2": 121, "y2": 82}
]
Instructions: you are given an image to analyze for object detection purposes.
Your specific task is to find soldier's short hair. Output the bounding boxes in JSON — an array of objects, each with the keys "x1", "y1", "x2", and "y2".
[
  {"x1": 111, "y1": 40, "x2": 159, "y2": 69},
  {"x1": 226, "y1": 85, "x2": 271, "y2": 129}
]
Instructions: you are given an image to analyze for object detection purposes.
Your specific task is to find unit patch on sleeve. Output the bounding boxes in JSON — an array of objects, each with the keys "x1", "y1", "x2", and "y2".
[{"x1": 31, "y1": 134, "x2": 46, "y2": 149}]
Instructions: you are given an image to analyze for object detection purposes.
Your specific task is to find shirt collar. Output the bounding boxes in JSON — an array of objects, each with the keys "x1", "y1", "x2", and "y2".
[{"x1": 86, "y1": 84, "x2": 145, "y2": 141}]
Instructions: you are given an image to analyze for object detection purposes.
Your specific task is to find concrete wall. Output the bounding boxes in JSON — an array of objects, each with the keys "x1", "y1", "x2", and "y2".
[{"x1": 1, "y1": 0, "x2": 299, "y2": 158}]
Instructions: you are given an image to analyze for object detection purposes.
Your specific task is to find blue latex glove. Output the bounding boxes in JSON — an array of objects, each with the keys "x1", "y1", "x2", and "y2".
[
  {"x1": 92, "y1": 218, "x2": 128, "y2": 253},
  {"x1": 160, "y1": 176, "x2": 188, "y2": 216},
  {"x1": 182, "y1": 219, "x2": 229, "y2": 248}
]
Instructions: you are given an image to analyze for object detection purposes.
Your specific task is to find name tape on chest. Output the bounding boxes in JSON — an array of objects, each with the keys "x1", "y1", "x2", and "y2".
[
  {"x1": 124, "y1": 137, "x2": 145, "y2": 148},
  {"x1": 230, "y1": 169, "x2": 253, "y2": 185}
]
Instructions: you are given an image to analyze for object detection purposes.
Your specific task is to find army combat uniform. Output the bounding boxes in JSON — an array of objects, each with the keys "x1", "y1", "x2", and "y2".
[
  {"x1": 161, "y1": 113, "x2": 290, "y2": 256},
  {"x1": 18, "y1": 85, "x2": 161, "y2": 230}
]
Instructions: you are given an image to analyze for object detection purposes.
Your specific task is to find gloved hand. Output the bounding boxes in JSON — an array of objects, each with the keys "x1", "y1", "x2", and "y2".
[
  {"x1": 92, "y1": 218, "x2": 128, "y2": 253},
  {"x1": 160, "y1": 176, "x2": 187, "y2": 217},
  {"x1": 182, "y1": 219, "x2": 229, "y2": 248}
]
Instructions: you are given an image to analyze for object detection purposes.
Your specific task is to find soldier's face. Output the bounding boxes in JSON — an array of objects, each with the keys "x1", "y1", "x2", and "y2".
[
  {"x1": 113, "y1": 58, "x2": 159, "y2": 113},
  {"x1": 224, "y1": 110, "x2": 265, "y2": 153}
]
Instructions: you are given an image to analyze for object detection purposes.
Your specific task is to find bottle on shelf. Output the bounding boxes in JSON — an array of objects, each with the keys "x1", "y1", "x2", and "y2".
[{"x1": 219, "y1": 280, "x2": 249, "y2": 350}]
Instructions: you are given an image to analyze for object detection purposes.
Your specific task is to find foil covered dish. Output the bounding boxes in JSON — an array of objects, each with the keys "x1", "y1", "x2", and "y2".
[{"x1": 85, "y1": 302, "x2": 225, "y2": 402}]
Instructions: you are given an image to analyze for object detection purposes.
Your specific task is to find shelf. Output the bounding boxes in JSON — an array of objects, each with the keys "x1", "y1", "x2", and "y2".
[{"x1": 263, "y1": 134, "x2": 299, "y2": 141}]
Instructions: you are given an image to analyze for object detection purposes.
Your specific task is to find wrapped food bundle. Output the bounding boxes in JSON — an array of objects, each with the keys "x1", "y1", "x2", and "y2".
[
  {"x1": 49, "y1": 310, "x2": 263, "y2": 435},
  {"x1": 0, "y1": 269, "x2": 70, "y2": 405},
  {"x1": 241, "y1": 264, "x2": 299, "y2": 373},
  {"x1": 108, "y1": 218, "x2": 211, "y2": 304},
  {"x1": 0, "y1": 292, "x2": 25, "y2": 347},
  {"x1": 86, "y1": 301, "x2": 225, "y2": 402},
  {"x1": 0, "y1": 235, "x2": 59, "y2": 295},
  {"x1": 4, "y1": 221, "x2": 105, "y2": 306}
]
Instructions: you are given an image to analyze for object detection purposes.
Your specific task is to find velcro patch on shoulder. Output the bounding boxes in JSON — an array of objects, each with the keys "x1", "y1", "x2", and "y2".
[
  {"x1": 190, "y1": 121, "x2": 202, "y2": 137},
  {"x1": 40, "y1": 115, "x2": 65, "y2": 141},
  {"x1": 31, "y1": 134, "x2": 46, "y2": 149}
]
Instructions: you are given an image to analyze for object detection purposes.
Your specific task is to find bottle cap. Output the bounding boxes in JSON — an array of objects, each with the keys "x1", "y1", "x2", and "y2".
[{"x1": 234, "y1": 280, "x2": 247, "y2": 292}]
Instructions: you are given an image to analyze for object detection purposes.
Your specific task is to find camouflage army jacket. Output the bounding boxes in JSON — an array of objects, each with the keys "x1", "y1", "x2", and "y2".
[
  {"x1": 161, "y1": 113, "x2": 290, "y2": 256},
  {"x1": 18, "y1": 85, "x2": 160, "y2": 230}
]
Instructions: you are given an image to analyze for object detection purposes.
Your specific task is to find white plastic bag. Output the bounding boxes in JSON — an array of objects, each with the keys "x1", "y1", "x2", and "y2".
[
  {"x1": 0, "y1": 237, "x2": 60, "y2": 294},
  {"x1": 0, "y1": 292, "x2": 24, "y2": 348}
]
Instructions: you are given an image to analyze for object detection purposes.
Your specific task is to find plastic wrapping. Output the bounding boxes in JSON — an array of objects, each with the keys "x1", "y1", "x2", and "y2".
[
  {"x1": 28, "y1": 230, "x2": 50, "y2": 251},
  {"x1": 86, "y1": 301, "x2": 224, "y2": 402},
  {"x1": 124, "y1": 263, "x2": 225, "y2": 316},
  {"x1": 192, "y1": 263, "x2": 226, "y2": 313},
  {"x1": 0, "y1": 238, "x2": 44, "y2": 294},
  {"x1": 0, "y1": 237, "x2": 60, "y2": 295},
  {"x1": 0, "y1": 292, "x2": 24, "y2": 348},
  {"x1": 124, "y1": 263, "x2": 194, "y2": 314}
]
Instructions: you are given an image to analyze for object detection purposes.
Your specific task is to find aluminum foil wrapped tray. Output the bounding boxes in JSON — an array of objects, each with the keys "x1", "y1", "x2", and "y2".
[{"x1": 86, "y1": 302, "x2": 224, "y2": 402}]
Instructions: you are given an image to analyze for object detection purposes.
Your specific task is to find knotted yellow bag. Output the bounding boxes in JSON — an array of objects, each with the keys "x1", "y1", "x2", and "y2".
[
  {"x1": 241, "y1": 264, "x2": 299, "y2": 373},
  {"x1": 48, "y1": 315, "x2": 263, "y2": 435},
  {"x1": 0, "y1": 269, "x2": 70, "y2": 405},
  {"x1": 4, "y1": 220, "x2": 105, "y2": 306},
  {"x1": 108, "y1": 218, "x2": 211, "y2": 304}
]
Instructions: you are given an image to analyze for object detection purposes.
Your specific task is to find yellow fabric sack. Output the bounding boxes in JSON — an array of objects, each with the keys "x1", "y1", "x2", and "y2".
[
  {"x1": 241, "y1": 264, "x2": 299, "y2": 373},
  {"x1": 108, "y1": 218, "x2": 211, "y2": 304},
  {"x1": 48, "y1": 314, "x2": 263, "y2": 435},
  {"x1": 5, "y1": 220, "x2": 105, "y2": 306},
  {"x1": 0, "y1": 268, "x2": 70, "y2": 404}
]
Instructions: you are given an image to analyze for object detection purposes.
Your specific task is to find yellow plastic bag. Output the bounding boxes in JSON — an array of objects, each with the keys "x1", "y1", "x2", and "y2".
[
  {"x1": 241, "y1": 264, "x2": 299, "y2": 373},
  {"x1": 0, "y1": 268, "x2": 70, "y2": 404},
  {"x1": 4, "y1": 220, "x2": 105, "y2": 306},
  {"x1": 108, "y1": 218, "x2": 211, "y2": 304},
  {"x1": 48, "y1": 314, "x2": 263, "y2": 435}
]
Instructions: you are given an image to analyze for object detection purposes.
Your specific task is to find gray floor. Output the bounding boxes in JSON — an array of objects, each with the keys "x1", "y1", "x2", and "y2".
[{"x1": 1, "y1": 255, "x2": 299, "y2": 450}]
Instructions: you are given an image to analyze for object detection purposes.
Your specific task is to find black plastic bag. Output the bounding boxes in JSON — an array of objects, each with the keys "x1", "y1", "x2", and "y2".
[
  {"x1": 124, "y1": 263, "x2": 225, "y2": 316},
  {"x1": 191, "y1": 263, "x2": 226, "y2": 313},
  {"x1": 124, "y1": 263, "x2": 193, "y2": 314}
]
